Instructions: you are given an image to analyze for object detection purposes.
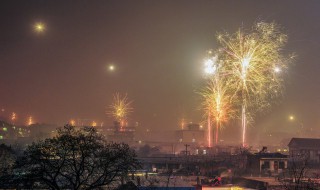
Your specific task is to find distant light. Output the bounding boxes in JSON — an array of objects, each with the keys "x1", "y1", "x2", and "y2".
[
  {"x1": 70, "y1": 119, "x2": 76, "y2": 126},
  {"x1": 109, "y1": 65, "x2": 115, "y2": 71},
  {"x1": 34, "y1": 22, "x2": 45, "y2": 33},
  {"x1": 274, "y1": 66, "x2": 281, "y2": 73},
  {"x1": 11, "y1": 112, "x2": 16, "y2": 121},
  {"x1": 3, "y1": 127, "x2": 7, "y2": 132},
  {"x1": 204, "y1": 57, "x2": 217, "y2": 75},
  {"x1": 28, "y1": 116, "x2": 33, "y2": 126},
  {"x1": 289, "y1": 115, "x2": 294, "y2": 121},
  {"x1": 92, "y1": 121, "x2": 97, "y2": 127}
]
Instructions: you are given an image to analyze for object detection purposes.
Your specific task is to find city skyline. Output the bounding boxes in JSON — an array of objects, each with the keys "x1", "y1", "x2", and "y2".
[{"x1": 1, "y1": 1, "x2": 320, "y2": 144}]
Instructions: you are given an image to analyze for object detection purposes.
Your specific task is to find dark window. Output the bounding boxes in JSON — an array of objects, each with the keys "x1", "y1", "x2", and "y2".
[
  {"x1": 261, "y1": 161, "x2": 270, "y2": 170},
  {"x1": 279, "y1": 161, "x2": 285, "y2": 169}
]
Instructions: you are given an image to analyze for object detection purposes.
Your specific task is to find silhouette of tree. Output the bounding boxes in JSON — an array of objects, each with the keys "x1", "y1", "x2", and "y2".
[
  {"x1": 280, "y1": 153, "x2": 318, "y2": 190},
  {"x1": 0, "y1": 144, "x2": 16, "y2": 176},
  {"x1": 14, "y1": 125, "x2": 139, "y2": 189}
]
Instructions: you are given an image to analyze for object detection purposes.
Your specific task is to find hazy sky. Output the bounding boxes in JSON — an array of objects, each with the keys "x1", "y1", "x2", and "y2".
[{"x1": 1, "y1": 1, "x2": 320, "y2": 143}]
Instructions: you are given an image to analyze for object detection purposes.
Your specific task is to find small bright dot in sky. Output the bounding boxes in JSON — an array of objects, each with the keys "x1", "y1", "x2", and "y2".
[
  {"x1": 34, "y1": 22, "x2": 45, "y2": 33},
  {"x1": 289, "y1": 115, "x2": 294, "y2": 120},
  {"x1": 108, "y1": 65, "x2": 115, "y2": 71}
]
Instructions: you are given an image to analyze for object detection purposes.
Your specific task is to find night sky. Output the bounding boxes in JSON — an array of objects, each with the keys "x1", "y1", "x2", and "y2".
[{"x1": 1, "y1": 1, "x2": 320, "y2": 143}]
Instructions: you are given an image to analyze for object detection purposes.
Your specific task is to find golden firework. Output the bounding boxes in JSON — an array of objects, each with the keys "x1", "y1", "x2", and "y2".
[
  {"x1": 200, "y1": 74, "x2": 236, "y2": 145},
  {"x1": 107, "y1": 93, "x2": 133, "y2": 122},
  {"x1": 218, "y1": 22, "x2": 291, "y2": 105},
  {"x1": 215, "y1": 22, "x2": 293, "y2": 146}
]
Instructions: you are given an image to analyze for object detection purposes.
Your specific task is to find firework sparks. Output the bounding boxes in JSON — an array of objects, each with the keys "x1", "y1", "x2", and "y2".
[
  {"x1": 11, "y1": 112, "x2": 16, "y2": 122},
  {"x1": 216, "y1": 22, "x2": 292, "y2": 146},
  {"x1": 200, "y1": 76, "x2": 236, "y2": 146},
  {"x1": 28, "y1": 116, "x2": 33, "y2": 126},
  {"x1": 107, "y1": 93, "x2": 133, "y2": 124}
]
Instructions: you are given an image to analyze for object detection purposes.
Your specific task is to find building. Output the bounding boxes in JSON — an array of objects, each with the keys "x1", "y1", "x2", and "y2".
[
  {"x1": 106, "y1": 121, "x2": 135, "y2": 143},
  {"x1": 246, "y1": 148, "x2": 288, "y2": 176},
  {"x1": 175, "y1": 124, "x2": 205, "y2": 145},
  {"x1": 288, "y1": 138, "x2": 320, "y2": 163}
]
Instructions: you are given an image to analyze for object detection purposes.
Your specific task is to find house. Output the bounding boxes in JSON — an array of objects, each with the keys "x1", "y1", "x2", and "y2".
[
  {"x1": 246, "y1": 147, "x2": 288, "y2": 176},
  {"x1": 288, "y1": 138, "x2": 320, "y2": 163}
]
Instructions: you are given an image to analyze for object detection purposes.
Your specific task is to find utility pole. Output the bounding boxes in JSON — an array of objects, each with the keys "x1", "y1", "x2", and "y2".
[
  {"x1": 185, "y1": 144, "x2": 190, "y2": 156},
  {"x1": 185, "y1": 144, "x2": 190, "y2": 175}
]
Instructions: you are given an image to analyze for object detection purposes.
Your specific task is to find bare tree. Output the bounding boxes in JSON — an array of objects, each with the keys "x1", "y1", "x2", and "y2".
[
  {"x1": 280, "y1": 153, "x2": 318, "y2": 190},
  {"x1": 14, "y1": 125, "x2": 140, "y2": 189},
  {"x1": 0, "y1": 144, "x2": 16, "y2": 176}
]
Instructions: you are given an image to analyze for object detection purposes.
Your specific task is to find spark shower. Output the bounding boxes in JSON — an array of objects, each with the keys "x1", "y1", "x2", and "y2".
[{"x1": 201, "y1": 22, "x2": 293, "y2": 147}]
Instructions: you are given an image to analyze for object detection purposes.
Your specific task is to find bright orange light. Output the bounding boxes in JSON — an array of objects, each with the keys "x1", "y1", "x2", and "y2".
[
  {"x1": 180, "y1": 118, "x2": 185, "y2": 130},
  {"x1": 28, "y1": 116, "x2": 33, "y2": 126},
  {"x1": 92, "y1": 121, "x2": 97, "y2": 127},
  {"x1": 11, "y1": 112, "x2": 16, "y2": 121},
  {"x1": 70, "y1": 119, "x2": 76, "y2": 126}
]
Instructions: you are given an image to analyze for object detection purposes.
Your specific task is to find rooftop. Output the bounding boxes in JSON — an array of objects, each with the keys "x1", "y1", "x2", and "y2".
[{"x1": 288, "y1": 138, "x2": 320, "y2": 148}]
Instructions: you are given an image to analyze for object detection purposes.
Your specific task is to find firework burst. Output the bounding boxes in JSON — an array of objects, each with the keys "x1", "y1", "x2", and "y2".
[
  {"x1": 200, "y1": 64, "x2": 236, "y2": 146},
  {"x1": 107, "y1": 93, "x2": 133, "y2": 124},
  {"x1": 216, "y1": 22, "x2": 292, "y2": 146}
]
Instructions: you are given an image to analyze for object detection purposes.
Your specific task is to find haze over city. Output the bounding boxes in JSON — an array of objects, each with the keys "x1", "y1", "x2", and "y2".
[{"x1": 1, "y1": 0, "x2": 320, "y2": 145}]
